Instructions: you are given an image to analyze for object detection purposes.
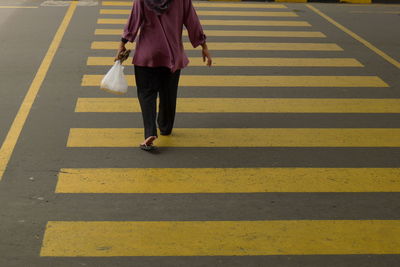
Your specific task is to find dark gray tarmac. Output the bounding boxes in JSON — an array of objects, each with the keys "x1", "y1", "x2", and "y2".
[{"x1": 0, "y1": 1, "x2": 400, "y2": 266}]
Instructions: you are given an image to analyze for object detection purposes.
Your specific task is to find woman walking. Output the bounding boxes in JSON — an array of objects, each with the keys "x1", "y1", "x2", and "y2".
[{"x1": 116, "y1": 0, "x2": 212, "y2": 151}]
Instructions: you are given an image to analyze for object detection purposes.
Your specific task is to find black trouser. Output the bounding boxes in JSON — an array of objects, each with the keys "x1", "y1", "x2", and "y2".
[{"x1": 134, "y1": 66, "x2": 181, "y2": 139}]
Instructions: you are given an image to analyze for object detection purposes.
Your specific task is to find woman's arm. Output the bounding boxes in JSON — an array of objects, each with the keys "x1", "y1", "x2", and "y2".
[
  {"x1": 183, "y1": 0, "x2": 212, "y2": 66},
  {"x1": 183, "y1": 0, "x2": 206, "y2": 48},
  {"x1": 115, "y1": 0, "x2": 143, "y2": 61}
]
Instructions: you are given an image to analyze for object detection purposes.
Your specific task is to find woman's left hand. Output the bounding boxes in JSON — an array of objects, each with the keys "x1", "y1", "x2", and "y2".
[{"x1": 201, "y1": 43, "x2": 212, "y2": 67}]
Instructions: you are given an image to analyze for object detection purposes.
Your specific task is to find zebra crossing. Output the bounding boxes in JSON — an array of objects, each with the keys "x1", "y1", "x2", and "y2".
[{"x1": 40, "y1": 0, "x2": 400, "y2": 259}]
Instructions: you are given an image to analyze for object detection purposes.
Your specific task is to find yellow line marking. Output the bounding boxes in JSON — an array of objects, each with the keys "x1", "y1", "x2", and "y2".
[
  {"x1": 87, "y1": 57, "x2": 363, "y2": 67},
  {"x1": 0, "y1": 2, "x2": 77, "y2": 181},
  {"x1": 56, "y1": 168, "x2": 400, "y2": 193},
  {"x1": 75, "y1": 97, "x2": 400, "y2": 113},
  {"x1": 40, "y1": 220, "x2": 400, "y2": 256},
  {"x1": 82, "y1": 75, "x2": 388, "y2": 87},
  {"x1": 97, "y1": 19, "x2": 311, "y2": 26},
  {"x1": 307, "y1": 4, "x2": 400, "y2": 69},
  {"x1": 67, "y1": 128, "x2": 400, "y2": 147},
  {"x1": 95, "y1": 29, "x2": 326, "y2": 38},
  {"x1": 91, "y1": 41, "x2": 343, "y2": 51},
  {"x1": 276, "y1": 0, "x2": 306, "y2": 2},
  {"x1": 102, "y1": 1, "x2": 288, "y2": 8},
  {"x1": 99, "y1": 9, "x2": 298, "y2": 17},
  {"x1": 0, "y1": 6, "x2": 38, "y2": 8},
  {"x1": 340, "y1": 0, "x2": 371, "y2": 3}
]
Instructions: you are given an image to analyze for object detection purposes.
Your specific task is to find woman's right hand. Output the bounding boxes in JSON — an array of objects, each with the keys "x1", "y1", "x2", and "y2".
[{"x1": 115, "y1": 42, "x2": 127, "y2": 62}]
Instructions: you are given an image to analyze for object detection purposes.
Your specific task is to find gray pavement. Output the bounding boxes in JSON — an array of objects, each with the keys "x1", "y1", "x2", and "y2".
[{"x1": 1, "y1": 1, "x2": 400, "y2": 266}]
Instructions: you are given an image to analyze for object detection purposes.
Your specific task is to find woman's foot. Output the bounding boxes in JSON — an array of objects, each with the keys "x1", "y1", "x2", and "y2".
[{"x1": 139, "y1": 136, "x2": 157, "y2": 151}]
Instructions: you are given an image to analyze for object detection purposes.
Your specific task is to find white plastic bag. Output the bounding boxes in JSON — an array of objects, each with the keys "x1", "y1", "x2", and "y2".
[{"x1": 100, "y1": 60, "x2": 128, "y2": 94}]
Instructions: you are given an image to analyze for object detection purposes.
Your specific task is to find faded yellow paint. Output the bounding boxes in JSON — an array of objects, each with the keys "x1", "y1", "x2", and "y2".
[
  {"x1": 75, "y1": 97, "x2": 400, "y2": 113},
  {"x1": 56, "y1": 168, "x2": 400, "y2": 193},
  {"x1": 101, "y1": 1, "x2": 288, "y2": 8},
  {"x1": 82, "y1": 75, "x2": 388, "y2": 87},
  {"x1": 97, "y1": 19, "x2": 311, "y2": 27},
  {"x1": 87, "y1": 57, "x2": 363, "y2": 67},
  {"x1": 91, "y1": 41, "x2": 343, "y2": 51},
  {"x1": 67, "y1": 128, "x2": 400, "y2": 147},
  {"x1": 99, "y1": 9, "x2": 298, "y2": 17},
  {"x1": 40, "y1": 220, "x2": 400, "y2": 256},
  {"x1": 95, "y1": 29, "x2": 325, "y2": 38},
  {"x1": 0, "y1": 2, "x2": 77, "y2": 181}
]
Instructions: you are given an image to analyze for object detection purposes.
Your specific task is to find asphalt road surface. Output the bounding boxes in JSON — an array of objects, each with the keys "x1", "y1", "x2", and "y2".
[{"x1": 1, "y1": 0, "x2": 400, "y2": 266}]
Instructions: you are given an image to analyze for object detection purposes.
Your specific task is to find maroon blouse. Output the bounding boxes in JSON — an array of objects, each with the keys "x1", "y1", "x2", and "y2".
[{"x1": 122, "y1": 0, "x2": 207, "y2": 72}]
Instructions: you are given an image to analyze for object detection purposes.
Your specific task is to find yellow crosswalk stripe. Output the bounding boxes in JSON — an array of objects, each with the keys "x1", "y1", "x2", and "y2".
[
  {"x1": 99, "y1": 9, "x2": 298, "y2": 17},
  {"x1": 75, "y1": 97, "x2": 400, "y2": 113},
  {"x1": 97, "y1": 18, "x2": 311, "y2": 26},
  {"x1": 101, "y1": 1, "x2": 288, "y2": 8},
  {"x1": 87, "y1": 57, "x2": 363, "y2": 67},
  {"x1": 56, "y1": 168, "x2": 400, "y2": 193},
  {"x1": 276, "y1": 0, "x2": 307, "y2": 2},
  {"x1": 82, "y1": 75, "x2": 388, "y2": 87},
  {"x1": 94, "y1": 29, "x2": 326, "y2": 38},
  {"x1": 40, "y1": 220, "x2": 400, "y2": 256},
  {"x1": 91, "y1": 41, "x2": 343, "y2": 51},
  {"x1": 67, "y1": 128, "x2": 400, "y2": 147},
  {"x1": 95, "y1": 29, "x2": 324, "y2": 38}
]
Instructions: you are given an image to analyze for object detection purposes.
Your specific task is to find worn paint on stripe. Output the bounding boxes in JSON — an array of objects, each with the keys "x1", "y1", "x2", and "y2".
[
  {"x1": 40, "y1": 220, "x2": 400, "y2": 256},
  {"x1": 91, "y1": 41, "x2": 343, "y2": 51},
  {"x1": 99, "y1": 9, "x2": 298, "y2": 17},
  {"x1": 307, "y1": 4, "x2": 400, "y2": 69},
  {"x1": 97, "y1": 19, "x2": 311, "y2": 26},
  {"x1": 0, "y1": 2, "x2": 77, "y2": 181},
  {"x1": 87, "y1": 57, "x2": 363, "y2": 67},
  {"x1": 75, "y1": 98, "x2": 400, "y2": 113},
  {"x1": 101, "y1": 1, "x2": 288, "y2": 8},
  {"x1": 56, "y1": 168, "x2": 400, "y2": 193},
  {"x1": 67, "y1": 128, "x2": 400, "y2": 147},
  {"x1": 95, "y1": 29, "x2": 325, "y2": 38},
  {"x1": 82, "y1": 75, "x2": 388, "y2": 87}
]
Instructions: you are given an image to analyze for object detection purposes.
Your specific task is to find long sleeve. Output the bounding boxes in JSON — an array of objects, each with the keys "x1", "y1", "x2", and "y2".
[
  {"x1": 183, "y1": 0, "x2": 206, "y2": 48},
  {"x1": 122, "y1": 0, "x2": 144, "y2": 42}
]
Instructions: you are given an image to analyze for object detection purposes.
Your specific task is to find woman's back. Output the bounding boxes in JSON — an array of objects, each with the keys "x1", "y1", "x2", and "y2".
[{"x1": 123, "y1": 0, "x2": 206, "y2": 72}]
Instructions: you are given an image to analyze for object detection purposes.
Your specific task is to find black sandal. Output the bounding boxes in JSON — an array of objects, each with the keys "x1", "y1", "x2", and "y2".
[
  {"x1": 139, "y1": 136, "x2": 157, "y2": 151},
  {"x1": 140, "y1": 143, "x2": 157, "y2": 151}
]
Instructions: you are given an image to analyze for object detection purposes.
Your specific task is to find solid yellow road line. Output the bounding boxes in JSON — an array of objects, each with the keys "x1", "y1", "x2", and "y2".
[
  {"x1": 67, "y1": 128, "x2": 400, "y2": 147},
  {"x1": 94, "y1": 29, "x2": 326, "y2": 38},
  {"x1": 82, "y1": 75, "x2": 388, "y2": 87},
  {"x1": 102, "y1": 1, "x2": 288, "y2": 8},
  {"x1": 56, "y1": 168, "x2": 400, "y2": 193},
  {"x1": 99, "y1": 9, "x2": 298, "y2": 17},
  {"x1": 75, "y1": 97, "x2": 400, "y2": 113},
  {"x1": 40, "y1": 220, "x2": 400, "y2": 256},
  {"x1": 276, "y1": 0, "x2": 307, "y2": 2},
  {"x1": 97, "y1": 19, "x2": 311, "y2": 27},
  {"x1": 87, "y1": 57, "x2": 363, "y2": 67},
  {"x1": 307, "y1": 4, "x2": 400, "y2": 69},
  {"x1": 91, "y1": 41, "x2": 343, "y2": 51},
  {"x1": 0, "y1": 2, "x2": 77, "y2": 181},
  {"x1": 341, "y1": 0, "x2": 371, "y2": 3},
  {"x1": 0, "y1": 6, "x2": 38, "y2": 8}
]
